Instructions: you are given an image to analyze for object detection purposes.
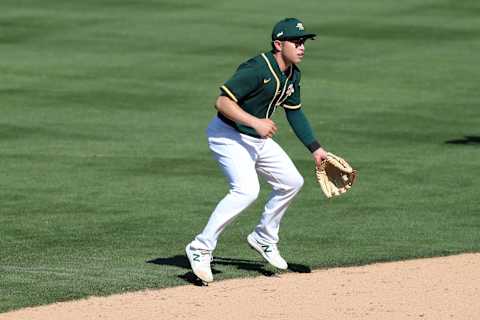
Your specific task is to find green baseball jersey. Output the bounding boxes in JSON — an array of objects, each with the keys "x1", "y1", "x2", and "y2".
[{"x1": 219, "y1": 51, "x2": 302, "y2": 137}]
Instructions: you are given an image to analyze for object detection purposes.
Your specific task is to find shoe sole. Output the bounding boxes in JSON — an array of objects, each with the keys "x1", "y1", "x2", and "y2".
[
  {"x1": 247, "y1": 234, "x2": 288, "y2": 270},
  {"x1": 185, "y1": 245, "x2": 213, "y2": 283}
]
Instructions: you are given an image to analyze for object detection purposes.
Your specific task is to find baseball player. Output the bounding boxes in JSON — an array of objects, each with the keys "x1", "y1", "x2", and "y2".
[{"x1": 186, "y1": 18, "x2": 328, "y2": 283}]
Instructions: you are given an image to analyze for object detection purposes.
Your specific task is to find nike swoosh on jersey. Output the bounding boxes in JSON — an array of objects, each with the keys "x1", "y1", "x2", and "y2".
[{"x1": 263, "y1": 78, "x2": 271, "y2": 84}]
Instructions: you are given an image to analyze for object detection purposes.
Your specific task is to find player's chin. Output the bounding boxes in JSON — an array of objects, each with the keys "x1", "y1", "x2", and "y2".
[{"x1": 295, "y1": 55, "x2": 304, "y2": 64}]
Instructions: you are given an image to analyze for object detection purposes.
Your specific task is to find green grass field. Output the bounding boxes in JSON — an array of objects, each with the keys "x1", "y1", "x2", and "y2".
[{"x1": 1, "y1": 0, "x2": 479, "y2": 313}]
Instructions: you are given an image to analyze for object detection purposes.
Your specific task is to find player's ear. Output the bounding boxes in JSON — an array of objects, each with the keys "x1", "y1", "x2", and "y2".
[{"x1": 273, "y1": 40, "x2": 283, "y2": 52}]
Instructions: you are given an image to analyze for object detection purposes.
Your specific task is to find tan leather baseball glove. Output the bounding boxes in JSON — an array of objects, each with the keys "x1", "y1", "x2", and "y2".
[{"x1": 316, "y1": 152, "x2": 357, "y2": 198}]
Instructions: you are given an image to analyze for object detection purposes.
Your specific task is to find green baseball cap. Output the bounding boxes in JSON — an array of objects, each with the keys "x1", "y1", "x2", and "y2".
[{"x1": 271, "y1": 18, "x2": 316, "y2": 41}]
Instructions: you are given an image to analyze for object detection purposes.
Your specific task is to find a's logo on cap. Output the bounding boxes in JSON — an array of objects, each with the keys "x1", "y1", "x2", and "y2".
[
  {"x1": 276, "y1": 31, "x2": 284, "y2": 38},
  {"x1": 296, "y1": 23, "x2": 304, "y2": 31}
]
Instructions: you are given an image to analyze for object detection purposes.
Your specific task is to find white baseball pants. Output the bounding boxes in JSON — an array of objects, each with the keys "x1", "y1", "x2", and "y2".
[{"x1": 190, "y1": 116, "x2": 304, "y2": 251}]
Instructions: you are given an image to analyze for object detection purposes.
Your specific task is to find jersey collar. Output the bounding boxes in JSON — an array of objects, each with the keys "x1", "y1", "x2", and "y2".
[{"x1": 265, "y1": 51, "x2": 293, "y2": 78}]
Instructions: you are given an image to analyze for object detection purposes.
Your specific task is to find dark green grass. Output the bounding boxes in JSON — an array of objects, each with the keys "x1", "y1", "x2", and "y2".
[{"x1": 1, "y1": 0, "x2": 479, "y2": 313}]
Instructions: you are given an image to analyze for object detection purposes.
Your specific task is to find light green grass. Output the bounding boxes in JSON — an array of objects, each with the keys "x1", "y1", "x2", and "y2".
[{"x1": 1, "y1": 0, "x2": 479, "y2": 313}]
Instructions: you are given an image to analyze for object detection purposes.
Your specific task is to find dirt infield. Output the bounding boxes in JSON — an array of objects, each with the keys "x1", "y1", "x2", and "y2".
[{"x1": 1, "y1": 253, "x2": 479, "y2": 320}]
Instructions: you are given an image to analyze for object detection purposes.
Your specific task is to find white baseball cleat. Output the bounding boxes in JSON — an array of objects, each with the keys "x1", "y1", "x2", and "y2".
[
  {"x1": 247, "y1": 233, "x2": 288, "y2": 270},
  {"x1": 185, "y1": 244, "x2": 213, "y2": 283}
]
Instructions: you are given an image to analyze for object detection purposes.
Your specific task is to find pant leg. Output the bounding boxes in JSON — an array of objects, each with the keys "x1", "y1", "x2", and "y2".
[
  {"x1": 253, "y1": 138, "x2": 304, "y2": 244},
  {"x1": 190, "y1": 118, "x2": 262, "y2": 251}
]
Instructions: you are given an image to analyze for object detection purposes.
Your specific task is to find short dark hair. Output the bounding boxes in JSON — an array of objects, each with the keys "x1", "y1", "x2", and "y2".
[{"x1": 271, "y1": 41, "x2": 278, "y2": 52}]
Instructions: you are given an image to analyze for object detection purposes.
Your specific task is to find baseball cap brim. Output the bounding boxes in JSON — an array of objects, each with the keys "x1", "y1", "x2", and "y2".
[{"x1": 279, "y1": 33, "x2": 316, "y2": 40}]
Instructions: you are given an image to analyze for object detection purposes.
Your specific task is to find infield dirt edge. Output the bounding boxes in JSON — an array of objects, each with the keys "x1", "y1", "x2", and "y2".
[{"x1": 1, "y1": 253, "x2": 479, "y2": 320}]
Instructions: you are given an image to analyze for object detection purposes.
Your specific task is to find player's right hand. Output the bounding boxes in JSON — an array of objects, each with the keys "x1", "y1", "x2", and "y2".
[{"x1": 253, "y1": 118, "x2": 277, "y2": 139}]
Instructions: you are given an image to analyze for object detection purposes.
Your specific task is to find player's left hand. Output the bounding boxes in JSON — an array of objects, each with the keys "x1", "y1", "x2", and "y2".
[
  {"x1": 315, "y1": 152, "x2": 357, "y2": 198},
  {"x1": 312, "y1": 147, "x2": 328, "y2": 167}
]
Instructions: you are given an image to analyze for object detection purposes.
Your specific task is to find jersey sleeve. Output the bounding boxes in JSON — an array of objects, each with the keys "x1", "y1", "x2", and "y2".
[
  {"x1": 282, "y1": 69, "x2": 301, "y2": 109},
  {"x1": 284, "y1": 107, "x2": 321, "y2": 152},
  {"x1": 220, "y1": 60, "x2": 261, "y2": 103}
]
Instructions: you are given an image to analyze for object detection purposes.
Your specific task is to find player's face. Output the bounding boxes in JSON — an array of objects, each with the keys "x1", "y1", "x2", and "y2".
[{"x1": 282, "y1": 39, "x2": 305, "y2": 64}]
